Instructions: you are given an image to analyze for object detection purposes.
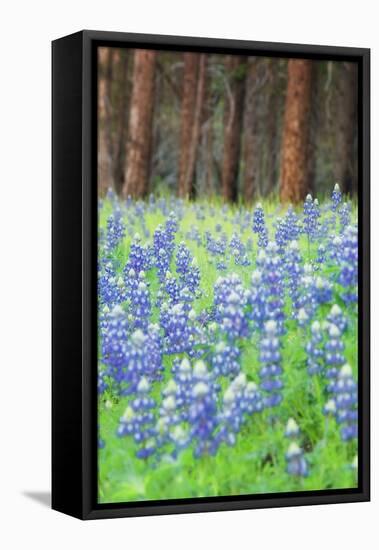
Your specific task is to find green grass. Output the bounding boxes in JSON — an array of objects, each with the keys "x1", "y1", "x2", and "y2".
[{"x1": 98, "y1": 197, "x2": 358, "y2": 503}]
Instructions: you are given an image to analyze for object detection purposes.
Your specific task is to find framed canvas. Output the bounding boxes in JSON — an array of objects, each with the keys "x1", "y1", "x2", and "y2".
[{"x1": 52, "y1": 30, "x2": 370, "y2": 520}]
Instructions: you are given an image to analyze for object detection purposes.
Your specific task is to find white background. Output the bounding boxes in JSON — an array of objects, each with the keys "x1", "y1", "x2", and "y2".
[{"x1": 0, "y1": 1, "x2": 376, "y2": 548}]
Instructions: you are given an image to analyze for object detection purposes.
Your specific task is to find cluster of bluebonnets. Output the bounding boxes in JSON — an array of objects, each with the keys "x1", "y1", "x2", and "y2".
[{"x1": 98, "y1": 184, "x2": 358, "y2": 480}]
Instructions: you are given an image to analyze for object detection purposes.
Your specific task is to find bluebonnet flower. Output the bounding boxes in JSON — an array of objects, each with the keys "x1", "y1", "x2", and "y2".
[
  {"x1": 164, "y1": 271, "x2": 181, "y2": 304},
  {"x1": 160, "y1": 302, "x2": 197, "y2": 355},
  {"x1": 117, "y1": 377, "x2": 157, "y2": 459},
  {"x1": 188, "y1": 376, "x2": 218, "y2": 458},
  {"x1": 165, "y1": 211, "x2": 179, "y2": 248},
  {"x1": 327, "y1": 304, "x2": 348, "y2": 333},
  {"x1": 298, "y1": 265, "x2": 332, "y2": 318},
  {"x1": 303, "y1": 194, "x2": 319, "y2": 242},
  {"x1": 332, "y1": 183, "x2": 342, "y2": 212},
  {"x1": 256, "y1": 243, "x2": 286, "y2": 333},
  {"x1": 259, "y1": 320, "x2": 283, "y2": 408},
  {"x1": 155, "y1": 380, "x2": 187, "y2": 453},
  {"x1": 316, "y1": 243, "x2": 326, "y2": 266},
  {"x1": 105, "y1": 212, "x2": 125, "y2": 252},
  {"x1": 101, "y1": 305, "x2": 129, "y2": 387},
  {"x1": 275, "y1": 217, "x2": 288, "y2": 254},
  {"x1": 339, "y1": 202, "x2": 351, "y2": 232},
  {"x1": 184, "y1": 259, "x2": 201, "y2": 294},
  {"x1": 155, "y1": 247, "x2": 170, "y2": 282},
  {"x1": 176, "y1": 242, "x2": 192, "y2": 276},
  {"x1": 284, "y1": 418, "x2": 300, "y2": 439},
  {"x1": 172, "y1": 357, "x2": 193, "y2": 418},
  {"x1": 283, "y1": 206, "x2": 301, "y2": 242},
  {"x1": 205, "y1": 231, "x2": 228, "y2": 257},
  {"x1": 325, "y1": 323, "x2": 345, "y2": 389},
  {"x1": 313, "y1": 276, "x2": 333, "y2": 305},
  {"x1": 98, "y1": 260, "x2": 126, "y2": 307},
  {"x1": 144, "y1": 323, "x2": 164, "y2": 381},
  {"x1": 338, "y1": 225, "x2": 358, "y2": 304},
  {"x1": 98, "y1": 369, "x2": 108, "y2": 395},
  {"x1": 296, "y1": 307, "x2": 310, "y2": 328},
  {"x1": 249, "y1": 269, "x2": 266, "y2": 329},
  {"x1": 214, "y1": 375, "x2": 247, "y2": 448},
  {"x1": 128, "y1": 279, "x2": 151, "y2": 331},
  {"x1": 329, "y1": 363, "x2": 358, "y2": 441},
  {"x1": 214, "y1": 274, "x2": 250, "y2": 340},
  {"x1": 306, "y1": 321, "x2": 324, "y2": 375},
  {"x1": 211, "y1": 340, "x2": 241, "y2": 378},
  {"x1": 253, "y1": 203, "x2": 268, "y2": 247},
  {"x1": 125, "y1": 233, "x2": 151, "y2": 274},
  {"x1": 285, "y1": 442, "x2": 308, "y2": 477},
  {"x1": 285, "y1": 241, "x2": 303, "y2": 314}
]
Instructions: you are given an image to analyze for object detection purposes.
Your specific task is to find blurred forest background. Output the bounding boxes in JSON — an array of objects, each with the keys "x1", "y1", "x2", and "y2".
[{"x1": 98, "y1": 47, "x2": 358, "y2": 203}]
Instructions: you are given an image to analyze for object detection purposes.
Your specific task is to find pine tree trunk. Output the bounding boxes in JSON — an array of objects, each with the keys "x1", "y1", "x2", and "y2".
[
  {"x1": 123, "y1": 49, "x2": 156, "y2": 198},
  {"x1": 178, "y1": 53, "x2": 199, "y2": 198},
  {"x1": 222, "y1": 56, "x2": 246, "y2": 202},
  {"x1": 334, "y1": 62, "x2": 358, "y2": 195},
  {"x1": 104, "y1": 48, "x2": 114, "y2": 184},
  {"x1": 98, "y1": 48, "x2": 114, "y2": 194},
  {"x1": 113, "y1": 50, "x2": 129, "y2": 195},
  {"x1": 185, "y1": 54, "x2": 207, "y2": 199},
  {"x1": 243, "y1": 58, "x2": 259, "y2": 203},
  {"x1": 280, "y1": 59, "x2": 312, "y2": 203},
  {"x1": 266, "y1": 59, "x2": 279, "y2": 194}
]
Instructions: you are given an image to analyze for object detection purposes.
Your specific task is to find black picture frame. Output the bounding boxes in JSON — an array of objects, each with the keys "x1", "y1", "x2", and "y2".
[{"x1": 52, "y1": 30, "x2": 370, "y2": 520}]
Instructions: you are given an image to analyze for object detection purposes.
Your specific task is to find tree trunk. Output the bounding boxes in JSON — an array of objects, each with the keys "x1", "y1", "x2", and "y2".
[
  {"x1": 243, "y1": 58, "x2": 259, "y2": 203},
  {"x1": 185, "y1": 54, "x2": 207, "y2": 199},
  {"x1": 222, "y1": 56, "x2": 246, "y2": 202},
  {"x1": 178, "y1": 53, "x2": 199, "y2": 198},
  {"x1": 280, "y1": 59, "x2": 312, "y2": 203},
  {"x1": 306, "y1": 62, "x2": 321, "y2": 196},
  {"x1": 113, "y1": 50, "x2": 129, "y2": 195},
  {"x1": 104, "y1": 48, "x2": 115, "y2": 185},
  {"x1": 123, "y1": 49, "x2": 156, "y2": 198},
  {"x1": 97, "y1": 48, "x2": 115, "y2": 194},
  {"x1": 265, "y1": 58, "x2": 279, "y2": 194},
  {"x1": 334, "y1": 62, "x2": 358, "y2": 195}
]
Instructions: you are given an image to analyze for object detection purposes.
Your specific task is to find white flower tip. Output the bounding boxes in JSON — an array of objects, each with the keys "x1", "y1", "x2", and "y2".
[
  {"x1": 193, "y1": 381, "x2": 209, "y2": 398},
  {"x1": 330, "y1": 304, "x2": 342, "y2": 316},
  {"x1": 122, "y1": 406, "x2": 134, "y2": 422},
  {"x1": 137, "y1": 376, "x2": 150, "y2": 393},
  {"x1": 162, "y1": 395, "x2": 176, "y2": 411},
  {"x1": 131, "y1": 329, "x2": 146, "y2": 345},
  {"x1": 179, "y1": 357, "x2": 191, "y2": 372},
  {"x1": 265, "y1": 320, "x2": 277, "y2": 333},
  {"x1": 286, "y1": 418, "x2": 299, "y2": 435},
  {"x1": 298, "y1": 308, "x2": 308, "y2": 321},
  {"x1": 328, "y1": 324, "x2": 341, "y2": 338},
  {"x1": 193, "y1": 360, "x2": 208, "y2": 377},
  {"x1": 340, "y1": 363, "x2": 353, "y2": 378}
]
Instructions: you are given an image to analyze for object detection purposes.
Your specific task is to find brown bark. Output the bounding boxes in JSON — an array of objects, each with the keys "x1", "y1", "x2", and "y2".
[
  {"x1": 104, "y1": 49, "x2": 115, "y2": 180},
  {"x1": 185, "y1": 54, "x2": 207, "y2": 199},
  {"x1": 306, "y1": 62, "x2": 321, "y2": 196},
  {"x1": 123, "y1": 50, "x2": 156, "y2": 198},
  {"x1": 98, "y1": 48, "x2": 114, "y2": 194},
  {"x1": 265, "y1": 59, "x2": 279, "y2": 194},
  {"x1": 280, "y1": 59, "x2": 312, "y2": 203},
  {"x1": 113, "y1": 51, "x2": 129, "y2": 195},
  {"x1": 222, "y1": 56, "x2": 246, "y2": 202},
  {"x1": 178, "y1": 54, "x2": 199, "y2": 197},
  {"x1": 334, "y1": 62, "x2": 358, "y2": 195},
  {"x1": 243, "y1": 58, "x2": 259, "y2": 203}
]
